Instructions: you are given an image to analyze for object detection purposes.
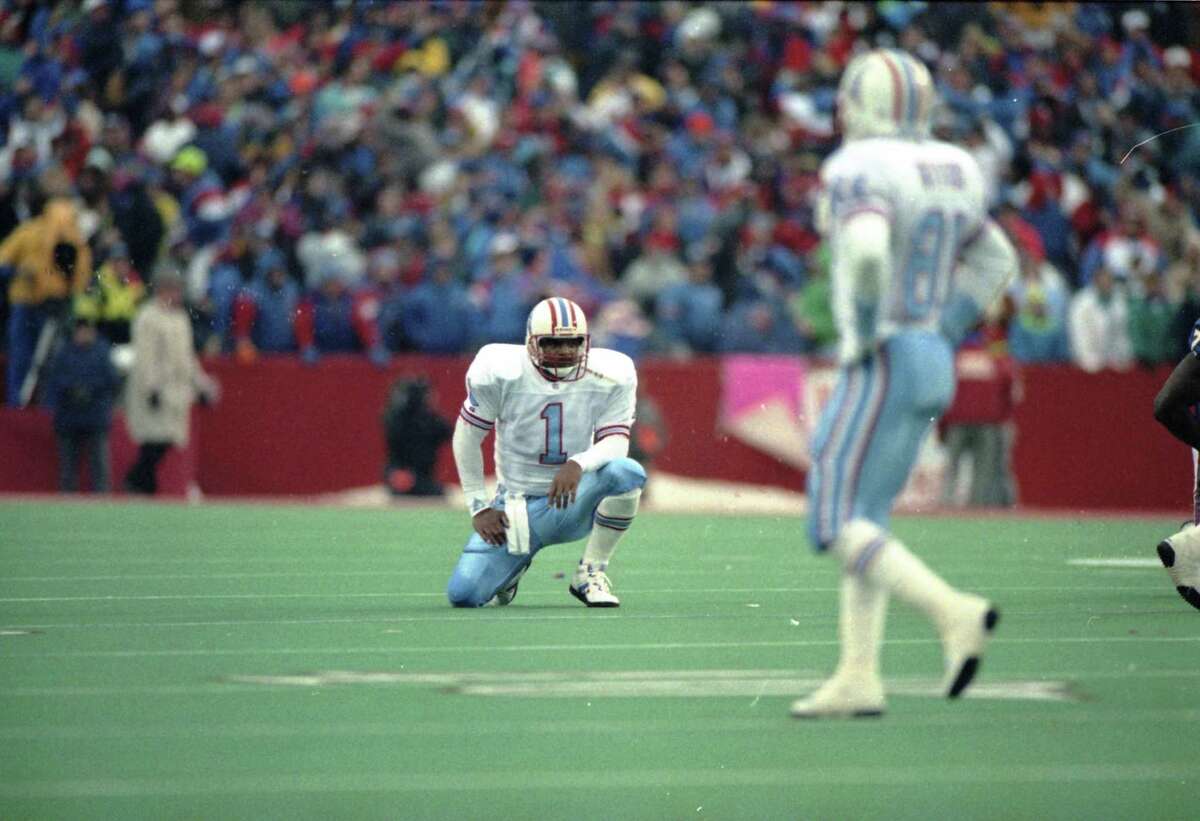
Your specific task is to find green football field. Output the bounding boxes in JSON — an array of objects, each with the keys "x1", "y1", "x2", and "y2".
[{"x1": 0, "y1": 499, "x2": 1196, "y2": 820}]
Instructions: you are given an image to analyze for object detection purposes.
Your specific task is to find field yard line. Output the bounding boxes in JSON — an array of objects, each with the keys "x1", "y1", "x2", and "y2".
[
  {"x1": 1068, "y1": 559, "x2": 1162, "y2": 568},
  {"x1": 3, "y1": 707, "x2": 1200, "y2": 741},
  {"x1": 1, "y1": 763, "x2": 1196, "y2": 798},
  {"x1": 5, "y1": 663, "x2": 1200, "y2": 698},
  {"x1": 0, "y1": 584, "x2": 1161, "y2": 603},
  {"x1": 5, "y1": 634, "x2": 1200, "y2": 660}
]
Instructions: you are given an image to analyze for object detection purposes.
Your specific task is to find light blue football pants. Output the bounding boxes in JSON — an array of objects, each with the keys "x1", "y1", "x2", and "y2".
[
  {"x1": 807, "y1": 330, "x2": 956, "y2": 551},
  {"x1": 446, "y1": 457, "x2": 647, "y2": 607}
]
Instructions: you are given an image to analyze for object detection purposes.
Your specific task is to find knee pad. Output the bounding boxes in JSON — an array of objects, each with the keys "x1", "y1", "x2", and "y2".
[
  {"x1": 829, "y1": 519, "x2": 889, "y2": 575},
  {"x1": 602, "y1": 457, "x2": 647, "y2": 494}
]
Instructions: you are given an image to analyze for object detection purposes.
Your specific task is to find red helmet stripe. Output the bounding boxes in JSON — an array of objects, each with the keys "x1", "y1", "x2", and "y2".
[
  {"x1": 567, "y1": 300, "x2": 577, "y2": 327},
  {"x1": 877, "y1": 51, "x2": 904, "y2": 125},
  {"x1": 546, "y1": 299, "x2": 558, "y2": 330}
]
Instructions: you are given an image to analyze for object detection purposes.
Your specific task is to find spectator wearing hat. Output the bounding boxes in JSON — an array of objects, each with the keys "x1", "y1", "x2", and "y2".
[
  {"x1": 123, "y1": 270, "x2": 218, "y2": 495},
  {"x1": 231, "y1": 249, "x2": 300, "y2": 360},
  {"x1": 168, "y1": 146, "x2": 230, "y2": 249},
  {"x1": 45, "y1": 317, "x2": 119, "y2": 493}
]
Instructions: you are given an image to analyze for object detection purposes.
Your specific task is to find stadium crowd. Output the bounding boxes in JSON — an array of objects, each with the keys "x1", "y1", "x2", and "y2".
[{"x1": 1, "y1": 0, "x2": 1199, "y2": 405}]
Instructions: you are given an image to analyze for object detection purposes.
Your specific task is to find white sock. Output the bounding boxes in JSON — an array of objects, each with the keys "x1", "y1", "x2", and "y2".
[
  {"x1": 580, "y1": 488, "x2": 641, "y2": 571},
  {"x1": 833, "y1": 573, "x2": 888, "y2": 680},
  {"x1": 834, "y1": 519, "x2": 957, "y2": 628}
]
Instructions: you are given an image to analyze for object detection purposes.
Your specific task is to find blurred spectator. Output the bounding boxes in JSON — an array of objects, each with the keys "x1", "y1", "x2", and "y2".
[
  {"x1": 381, "y1": 377, "x2": 451, "y2": 497},
  {"x1": 1, "y1": 177, "x2": 92, "y2": 404},
  {"x1": 718, "y1": 299, "x2": 803, "y2": 354},
  {"x1": 45, "y1": 317, "x2": 118, "y2": 493},
  {"x1": 231, "y1": 249, "x2": 299, "y2": 360},
  {"x1": 1068, "y1": 267, "x2": 1133, "y2": 373},
  {"x1": 790, "y1": 245, "x2": 836, "y2": 356},
  {"x1": 294, "y1": 267, "x2": 385, "y2": 366},
  {"x1": 476, "y1": 233, "x2": 537, "y2": 345},
  {"x1": 1079, "y1": 201, "x2": 1165, "y2": 291},
  {"x1": 400, "y1": 258, "x2": 477, "y2": 355},
  {"x1": 123, "y1": 271, "x2": 218, "y2": 495},
  {"x1": 619, "y1": 209, "x2": 687, "y2": 313},
  {"x1": 73, "y1": 243, "x2": 144, "y2": 344},
  {"x1": 0, "y1": 0, "x2": 1196, "y2": 369},
  {"x1": 1006, "y1": 234, "x2": 1071, "y2": 364},
  {"x1": 1128, "y1": 271, "x2": 1178, "y2": 368},
  {"x1": 654, "y1": 252, "x2": 723, "y2": 354},
  {"x1": 940, "y1": 341, "x2": 1019, "y2": 508}
]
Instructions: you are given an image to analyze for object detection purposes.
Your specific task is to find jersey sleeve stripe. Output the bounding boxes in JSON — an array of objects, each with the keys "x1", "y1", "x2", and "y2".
[
  {"x1": 595, "y1": 431, "x2": 631, "y2": 442},
  {"x1": 459, "y1": 407, "x2": 495, "y2": 430}
]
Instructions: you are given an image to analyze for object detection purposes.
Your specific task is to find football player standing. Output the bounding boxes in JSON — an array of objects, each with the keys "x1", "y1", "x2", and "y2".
[
  {"x1": 446, "y1": 297, "x2": 645, "y2": 608},
  {"x1": 1153, "y1": 320, "x2": 1200, "y2": 610},
  {"x1": 791, "y1": 49, "x2": 1019, "y2": 718}
]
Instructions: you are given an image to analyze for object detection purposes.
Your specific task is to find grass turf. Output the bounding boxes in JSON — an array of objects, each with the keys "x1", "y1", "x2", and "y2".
[{"x1": 0, "y1": 499, "x2": 1196, "y2": 820}]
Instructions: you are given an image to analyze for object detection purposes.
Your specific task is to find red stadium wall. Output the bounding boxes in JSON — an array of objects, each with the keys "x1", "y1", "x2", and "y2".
[{"x1": 0, "y1": 356, "x2": 1186, "y2": 511}]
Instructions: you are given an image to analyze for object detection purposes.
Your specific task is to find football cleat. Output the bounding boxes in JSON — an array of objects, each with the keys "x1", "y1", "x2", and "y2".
[
  {"x1": 790, "y1": 671, "x2": 885, "y2": 719},
  {"x1": 1157, "y1": 527, "x2": 1200, "y2": 611},
  {"x1": 569, "y1": 568, "x2": 620, "y2": 608},
  {"x1": 487, "y1": 566, "x2": 528, "y2": 607},
  {"x1": 939, "y1": 593, "x2": 1000, "y2": 698}
]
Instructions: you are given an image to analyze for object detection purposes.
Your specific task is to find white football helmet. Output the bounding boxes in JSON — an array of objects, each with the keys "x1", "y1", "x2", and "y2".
[
  {"x1": 837, "y1": 49, "x2": 935, "y2": 141},
  {"x1": 526, "y1": 297, "x2": 589, "y2": 381}
]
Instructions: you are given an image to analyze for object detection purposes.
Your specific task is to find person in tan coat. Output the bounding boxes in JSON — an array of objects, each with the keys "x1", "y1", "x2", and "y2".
[{"x1": 123, "y1": 270, "x2": 218, "y2": 494}]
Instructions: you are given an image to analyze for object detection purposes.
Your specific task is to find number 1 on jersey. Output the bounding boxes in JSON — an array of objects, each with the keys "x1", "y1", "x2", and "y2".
[{"x1": 539, "y1": 402, "x2": 567, "y2": 465}]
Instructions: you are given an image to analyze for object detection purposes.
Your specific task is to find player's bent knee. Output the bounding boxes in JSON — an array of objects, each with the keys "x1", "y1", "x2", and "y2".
[
  {"x1": 446, "y1": 573, "x2": 489, "y2": 608},
  {"x1": 829, "y1": 519, "x2": 888, "y2": 572},
  {"x1": 603, "y1": 457, "x2": 646, "y2": 494}
]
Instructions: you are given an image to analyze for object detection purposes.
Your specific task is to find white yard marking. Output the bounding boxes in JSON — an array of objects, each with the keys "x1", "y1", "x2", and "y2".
[
  {"x1": 222, "y1": 668, "x2": 1080, "y2": 703},
  {"x1": 6, "y1": 634, "x2": 1200, "y2": 661},
  {"x1": 1, "y1": 763, "x2": 1197, "y2": 799},
  {"x1": 2, "y1": 708, "x2": 1200, "y2": 741},
  {"x1": 1068, "y1": 559, "x2": 1162, "y2": 569}
]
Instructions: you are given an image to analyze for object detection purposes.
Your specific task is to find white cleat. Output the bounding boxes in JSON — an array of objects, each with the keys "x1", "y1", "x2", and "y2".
[
  {"x1": 1157, "y1": 527, "x2": 1200, "y2": 611},
  {"x1": 790, "y1": 672, "x2": 885, "y2": 719},
  {"x1": 938, "y1": 593, "x2": 1000, "y2": 698},
  {"x1": 569, "y1": 569, "x2": 620, "y2": 608},
  {"x1": 486, "y1": 566, "x2": 528, "y2": 607}
]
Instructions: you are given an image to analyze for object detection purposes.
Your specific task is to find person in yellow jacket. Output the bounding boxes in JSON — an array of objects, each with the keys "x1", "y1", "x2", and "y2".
[
  {"x1": 73, "y1": 244, "x2": 145, "y2": 344},
  {"x1": 1, "y1": 197, "x2": 93, "y2": 405}
]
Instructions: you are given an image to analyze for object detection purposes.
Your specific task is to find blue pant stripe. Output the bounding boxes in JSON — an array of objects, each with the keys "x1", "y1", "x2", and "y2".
[
  {"x1": 853, "y1": 536, "x2": 888, "y2": 576},
  {"x1": 839, "y1": 350, "x2": 891, "y2": 528},
  {"x1": 815, "y1": 369, "x2": 864, "y2": 544},
  {"x1": 828, "y1": 362, "x2": 883, "y2": 542}
]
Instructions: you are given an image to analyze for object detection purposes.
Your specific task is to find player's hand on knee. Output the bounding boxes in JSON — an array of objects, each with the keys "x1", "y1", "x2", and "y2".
[
  {"x1": 472, "y1": 508, "x2": 509, "y2": 546},
  {"x1": 548, "y1": 461, "x2": 582, "y2": 509}
]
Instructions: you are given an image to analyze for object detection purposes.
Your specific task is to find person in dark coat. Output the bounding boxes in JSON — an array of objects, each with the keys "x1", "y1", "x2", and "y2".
[
  {"x1": 382, "y1": 377, "x2": 452, "y2": 497},
  {"x1": 44, "y1": 317, "x2": 119, "y2": 493}
]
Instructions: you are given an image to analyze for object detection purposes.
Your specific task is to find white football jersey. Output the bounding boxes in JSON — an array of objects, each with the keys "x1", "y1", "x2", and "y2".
[
  {"x1": 820, "y1": 136, "x2": 988, "y2": 338},
  {"x1": 459, "y1": 344, "x2": 637, "y2": 496}
]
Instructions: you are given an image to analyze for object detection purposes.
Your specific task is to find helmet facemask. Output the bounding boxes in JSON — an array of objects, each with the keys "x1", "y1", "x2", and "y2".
[{"x1": 525, "y1": 297, "x2": 590, "y2": 382}]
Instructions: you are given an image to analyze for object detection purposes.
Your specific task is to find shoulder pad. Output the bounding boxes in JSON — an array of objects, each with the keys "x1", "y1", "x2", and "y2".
[
  {"x1": 586, "y1": 348, "x2": 637, "y2": 386},
  {"x1": 468, "y1": 344, "x2": 525, "y2": 384}
]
